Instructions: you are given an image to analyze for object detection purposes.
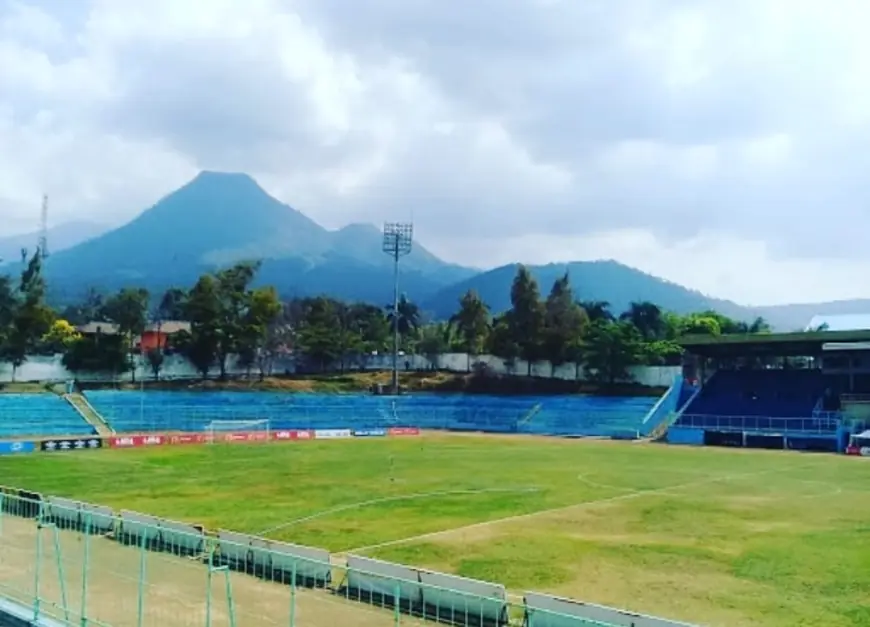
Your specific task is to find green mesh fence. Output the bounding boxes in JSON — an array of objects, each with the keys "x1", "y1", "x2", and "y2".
[{"x1": 0, "y1": 489, "x2": 649, "y2": 627}]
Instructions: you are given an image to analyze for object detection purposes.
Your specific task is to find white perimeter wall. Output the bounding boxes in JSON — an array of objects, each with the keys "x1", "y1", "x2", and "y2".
[{"x1": 0, "y1": 352, "x2": 679, "y2": 388}]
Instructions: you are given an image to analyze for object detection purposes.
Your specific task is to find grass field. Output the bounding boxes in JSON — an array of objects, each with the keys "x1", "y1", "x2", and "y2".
[{"x1": 0, "y1": 434, "x2": 868, "y2": 626}]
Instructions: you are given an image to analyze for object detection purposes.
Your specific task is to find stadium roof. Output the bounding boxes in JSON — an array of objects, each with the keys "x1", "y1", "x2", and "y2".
[
  {"x1": 805, "y1": 313, "x2": 870, "y2": 331},
  {"x1": 679, "y1": 329, "x2": 870, "y2": 357}
]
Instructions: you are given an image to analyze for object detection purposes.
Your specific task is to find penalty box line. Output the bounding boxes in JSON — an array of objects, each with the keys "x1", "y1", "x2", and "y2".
[{"x1": 342, "y1": 465, "x2": 800, "y2": 555}]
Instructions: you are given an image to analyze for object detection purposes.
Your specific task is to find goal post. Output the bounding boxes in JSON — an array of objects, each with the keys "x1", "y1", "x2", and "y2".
[{"x1": 204, "y1": 419, "x2": 271, "y2": 443}]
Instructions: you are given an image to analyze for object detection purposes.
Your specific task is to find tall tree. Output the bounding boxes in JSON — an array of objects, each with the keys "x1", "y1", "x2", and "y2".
[
  {"x1": 42, "y1": 319, "x2": 81, "y2": 354},
  {"x1": 386, "y1": 294, "x2": 421, "y2": 351},
  {"x1": 236, "y1": 285, "x2": 281, "y2": 378},
  {"x1": 59, "y1": 288, "x2": 105, "y2": 326},
  {"x1": 620, "y1": 301, "x2": 664, "y2": 341},
  {"x1": 416, "y1": 322, "x2": 453, "y2": 369},
  {"x1": 181, "y1": 274, "x2": 221, "y2": 378},
  {"x1": 542, "y1": 273, "x2": 588, "y2": 377},
  {"x1": 102, "y1": 287, "x2": 150, "y2": 382},
  {"x1": 578, "y1": 300, "x2": 614, "y2": 324},
  {"x1": 738, "y1": 316, "x2": 772, "y2": 334},
  {"x1": 0, "y1": 275, "x2": 15, "y2": 355},
  {"x1": 508, "y1": 265, "x2": 545, "y2": 375},
  {"x1": 487, "y1": 312, "x2": 521, "y2": 374},
  {"x1": 62, "y1": 334, "x2": 129, "y2": 376},
  {"x1": 0, "y1": 252, "x2": 54, "y2": 381},
  {"x1": 296, "y1": 297, "x2": 343, "y2": 371},
  {"x1": 449, "y1": 289, "x2": 490, "y2": 371},
  {"x1": 345, "y1": 303, "x2": 390, "y2": 368},
  {"x1": 584, "y1": 320, "x2": 644, "y2": 385},
  {"x1": 212, "y1": 262, "x2": 261, "y2": 378},
  {"x1": 157, "y1": 287, "x2": 188, "y2": 321}
]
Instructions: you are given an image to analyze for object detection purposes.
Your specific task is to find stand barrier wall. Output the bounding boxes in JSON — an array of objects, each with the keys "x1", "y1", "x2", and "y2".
[{"x1": 0, "y1": 490, "x2": 698, "y2": 627}]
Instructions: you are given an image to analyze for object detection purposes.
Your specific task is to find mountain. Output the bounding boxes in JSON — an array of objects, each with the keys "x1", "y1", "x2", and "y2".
[
  {"x1": 13, "y1": 170, "x2": 863, "y2": 329},
  {"x1": 754, "y1": 300, "x2": 870, "y2": 332},
  {"x1": 38, "y1": 171, "x2": 476, "y2": 304},
  {"x1": 420, "y1": 260, "x2": 755, "y2": 322},
  {"x1": 0, "y1": 221, "x2": 106, "y2": 265}
]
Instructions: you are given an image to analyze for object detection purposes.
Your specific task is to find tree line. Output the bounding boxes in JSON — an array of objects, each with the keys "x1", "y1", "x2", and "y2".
[{"x1": 0, "y1": 254, "x2": 770, "y2": 383}]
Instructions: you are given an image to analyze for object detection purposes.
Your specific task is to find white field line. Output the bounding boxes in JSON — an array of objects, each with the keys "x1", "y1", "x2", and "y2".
[
  {"x1": 256, "y1": 487, "x2": 542, "y2": 536},
  {"x1": 341, "y1": 465, "x2": 803, "y2": 555}
]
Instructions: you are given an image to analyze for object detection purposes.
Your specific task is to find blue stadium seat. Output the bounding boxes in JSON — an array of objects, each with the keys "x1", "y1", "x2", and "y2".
[
  {"x1": 84, "y1": 390, "x2": 657, "y2": 438},
  {"x1": 0, "y1": 394, "x2": 95, "y2": 437},
  {"x1": 675, "y1": 370, "x2": 839, "y2": 435}
]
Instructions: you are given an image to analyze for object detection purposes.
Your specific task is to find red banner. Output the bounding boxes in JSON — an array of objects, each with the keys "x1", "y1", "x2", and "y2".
[
  {"x1": 168, "y1": 433, "x2": 207, "y2": 446},
  {"x1": 388, "y1": 427, "x2": 420, "y2": 436},
  {"x1": 221, "y1": 431, "x2": 270, "y2": 443},
  {"x1": 271, "y1": 430, "x2": 314, "y2": 441},
  {"x1": 108, "y1": 434, "x2": 165, "y2": 448}
]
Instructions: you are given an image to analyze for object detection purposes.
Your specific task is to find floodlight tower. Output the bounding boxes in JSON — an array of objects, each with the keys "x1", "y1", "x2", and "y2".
[
  {"x1": 382, "y1": 222, "x2": 413, "y2": 395},
  {"x1": 38, "y1": 194, "x2": 49, "y2": 259}
]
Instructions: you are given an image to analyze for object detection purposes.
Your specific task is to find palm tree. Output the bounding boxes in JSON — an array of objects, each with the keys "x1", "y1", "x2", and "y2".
[
  {"x1": 415, "y1": 322, "x2": 454, "y2": 369},
  {"x1": 579, "y1": 300, "x2": 614, "y2": 324},
  {"x1": 449, "y1": 289, "x2": 491, "y2": 371},
  {"x1": 619, "y1": 301, "x2": 664, "y2": 340},
  {"x1": 734, "y1": 316, "x2": 772, "y2": 334},
  {"x1": 385, "y1": 294, "x2": 420, "y2": 349}
]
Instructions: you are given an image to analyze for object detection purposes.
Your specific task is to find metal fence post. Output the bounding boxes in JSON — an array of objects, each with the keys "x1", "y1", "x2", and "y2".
[
  {"x1": 206, "y1": 546, "x2": 214, "y2": 627},
  {"x1": 136, "y1": 530, "x2": 146, "y2": 627},
  {"x1": 80, "y1": 514, "x2": 91, "y2": 627},
  {"x1": 289, "y1": 562, "x2": 296, "y2": 627},
  {"x1": 33, "y1": 518, "x2": 43, "y2": 622},
  {"x1": 394, "y1": 583, "x2": 401, "y2": 627},
  {"x1": 50, "y1": 524, "x2": 70, "y2": 623}
]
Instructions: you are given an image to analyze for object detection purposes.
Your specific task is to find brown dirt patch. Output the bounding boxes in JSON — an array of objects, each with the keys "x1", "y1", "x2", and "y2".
[{"x1": 0, "y1": 516, "x2": 420, "y2": 627}]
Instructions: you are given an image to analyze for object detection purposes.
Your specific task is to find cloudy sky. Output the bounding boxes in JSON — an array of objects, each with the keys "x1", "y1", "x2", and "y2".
[{"x1": 3, "y1": 0, "x2": 870, "y2": 305}]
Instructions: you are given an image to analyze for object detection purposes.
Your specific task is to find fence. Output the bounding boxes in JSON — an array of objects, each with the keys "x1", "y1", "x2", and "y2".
[
  {"x1": 0, "y1": 490, "x2": 694, "y2": 627},
  {"x1": 675, "y1": 414, "x2": 840, "y2": 434}
]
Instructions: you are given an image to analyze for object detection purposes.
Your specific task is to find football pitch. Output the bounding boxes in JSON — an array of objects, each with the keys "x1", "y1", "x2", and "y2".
[{"x1": 0, "y1": 433, "x2": 868, "y2": 626}]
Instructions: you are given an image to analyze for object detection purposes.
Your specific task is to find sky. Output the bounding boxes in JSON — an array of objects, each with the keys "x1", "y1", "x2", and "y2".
[{"x1": 2, "y1": 0, "x2": 870, "y2": 306}]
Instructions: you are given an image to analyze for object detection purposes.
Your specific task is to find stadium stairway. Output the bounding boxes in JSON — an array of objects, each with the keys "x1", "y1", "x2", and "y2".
[{"x1": 64, "y1": 393, "x2": 114, "y2": 436}]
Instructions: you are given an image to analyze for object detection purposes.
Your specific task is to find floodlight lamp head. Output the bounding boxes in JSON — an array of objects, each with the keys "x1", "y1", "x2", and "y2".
[{"x1": 382, "y1": 222, "x2": 413, "y2": 258}]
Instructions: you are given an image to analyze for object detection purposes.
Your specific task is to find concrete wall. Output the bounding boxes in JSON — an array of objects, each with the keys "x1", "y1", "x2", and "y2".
[
  {"x1": 0, "y1": 597, "x2": 64, "y2": 627},
  {"x1": 0, "y1": 352, "x2": 679, "y2": 388}
]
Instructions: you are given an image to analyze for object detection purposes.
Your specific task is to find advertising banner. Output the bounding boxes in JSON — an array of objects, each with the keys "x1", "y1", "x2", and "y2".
[
  {"x1": 0, "y1": 440, "x2": 35, "y2": 455},
  {"x1": 221, "y1": 431, "x2": 270, "y2": 443},
  {"x1": 41, "y1": 437, "x2": 103, "y2": 452},
  {"x1": 168, "y1": 433, "x2": 207, "y2": 446},
  {"x1": 108, "y1": 434, "x2": 165, "y2": 448},
  {"x1": 353, "y1": 429, "x2": 387, "y2": 437},
  {"x1": 271, "y1": 430, "x2": 314, "y2": 441},
  {"x1": 314, "y1": 429, "x2": 353, "y2": 439},
  {"x1": 388, "y1": 427, "x2": 420, "y2": 436}
]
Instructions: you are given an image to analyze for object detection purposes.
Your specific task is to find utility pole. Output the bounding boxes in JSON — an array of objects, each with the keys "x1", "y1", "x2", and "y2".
[{"x1": 381, "y1": 223, "x2": 413, "y2": 395}]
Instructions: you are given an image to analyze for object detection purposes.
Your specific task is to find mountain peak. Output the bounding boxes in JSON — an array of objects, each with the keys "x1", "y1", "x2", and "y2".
[{"x1": 183, "y1": 170, "x2": 261, "y2": 193}]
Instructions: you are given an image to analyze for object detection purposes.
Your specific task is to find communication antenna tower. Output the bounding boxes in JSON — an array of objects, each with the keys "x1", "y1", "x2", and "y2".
[
  {"x1": 20, "y1": 247, "x2": 27, "y2": 264},
  {"x1": 382, "y1": 222, "x2": 413, "y2": 395},
  {"x1": 39, "y1": 194, "x2": 49, "y2": 258}
]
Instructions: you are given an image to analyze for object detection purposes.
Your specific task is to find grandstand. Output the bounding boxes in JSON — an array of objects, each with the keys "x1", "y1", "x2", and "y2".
[
  {"x1": 0, "y1": 393, "x2": 94, "y2": 438},
  {"x1": 669, "y1": 328, "x2": 870, "y2": 452},
  {"x1": 83, "y1": 390, "x2": 662, "y2": 438}
]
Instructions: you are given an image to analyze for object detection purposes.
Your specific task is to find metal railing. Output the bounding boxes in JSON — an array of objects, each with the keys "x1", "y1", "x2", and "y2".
[
  {"x1": 675, "y1": 414, "x2": 840, "y2": 434},
  {"x1": 77, "y1": 404, "x2": 653, "y2": 439},
  {"x1": 839, "y1": 394, "x2": 870, "y2": 403},
  {"x1": 0, "y1": 489, "x2": 671, "y2": 627}
]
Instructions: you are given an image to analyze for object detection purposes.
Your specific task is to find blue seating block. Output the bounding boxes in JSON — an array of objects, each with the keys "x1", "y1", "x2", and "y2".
[
  {"x1": 0, "y1": 394, "x2": 95, "y2": 437},
  {"x1": 85, "y1": 390, "x2": 658, "y2": 438},
  {"x1": 676, "y1": 370, "x2": 839, "y2": 434}
]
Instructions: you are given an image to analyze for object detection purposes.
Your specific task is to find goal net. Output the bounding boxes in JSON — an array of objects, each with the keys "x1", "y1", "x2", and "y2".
[{"x1": 204, "y1": 419, "x2": 271, "y2": 443}]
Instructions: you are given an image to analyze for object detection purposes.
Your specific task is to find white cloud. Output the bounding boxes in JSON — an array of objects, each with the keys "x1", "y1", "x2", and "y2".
[{"x1": 1, "y1": 0, "x2": 870, "y2": 304}]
